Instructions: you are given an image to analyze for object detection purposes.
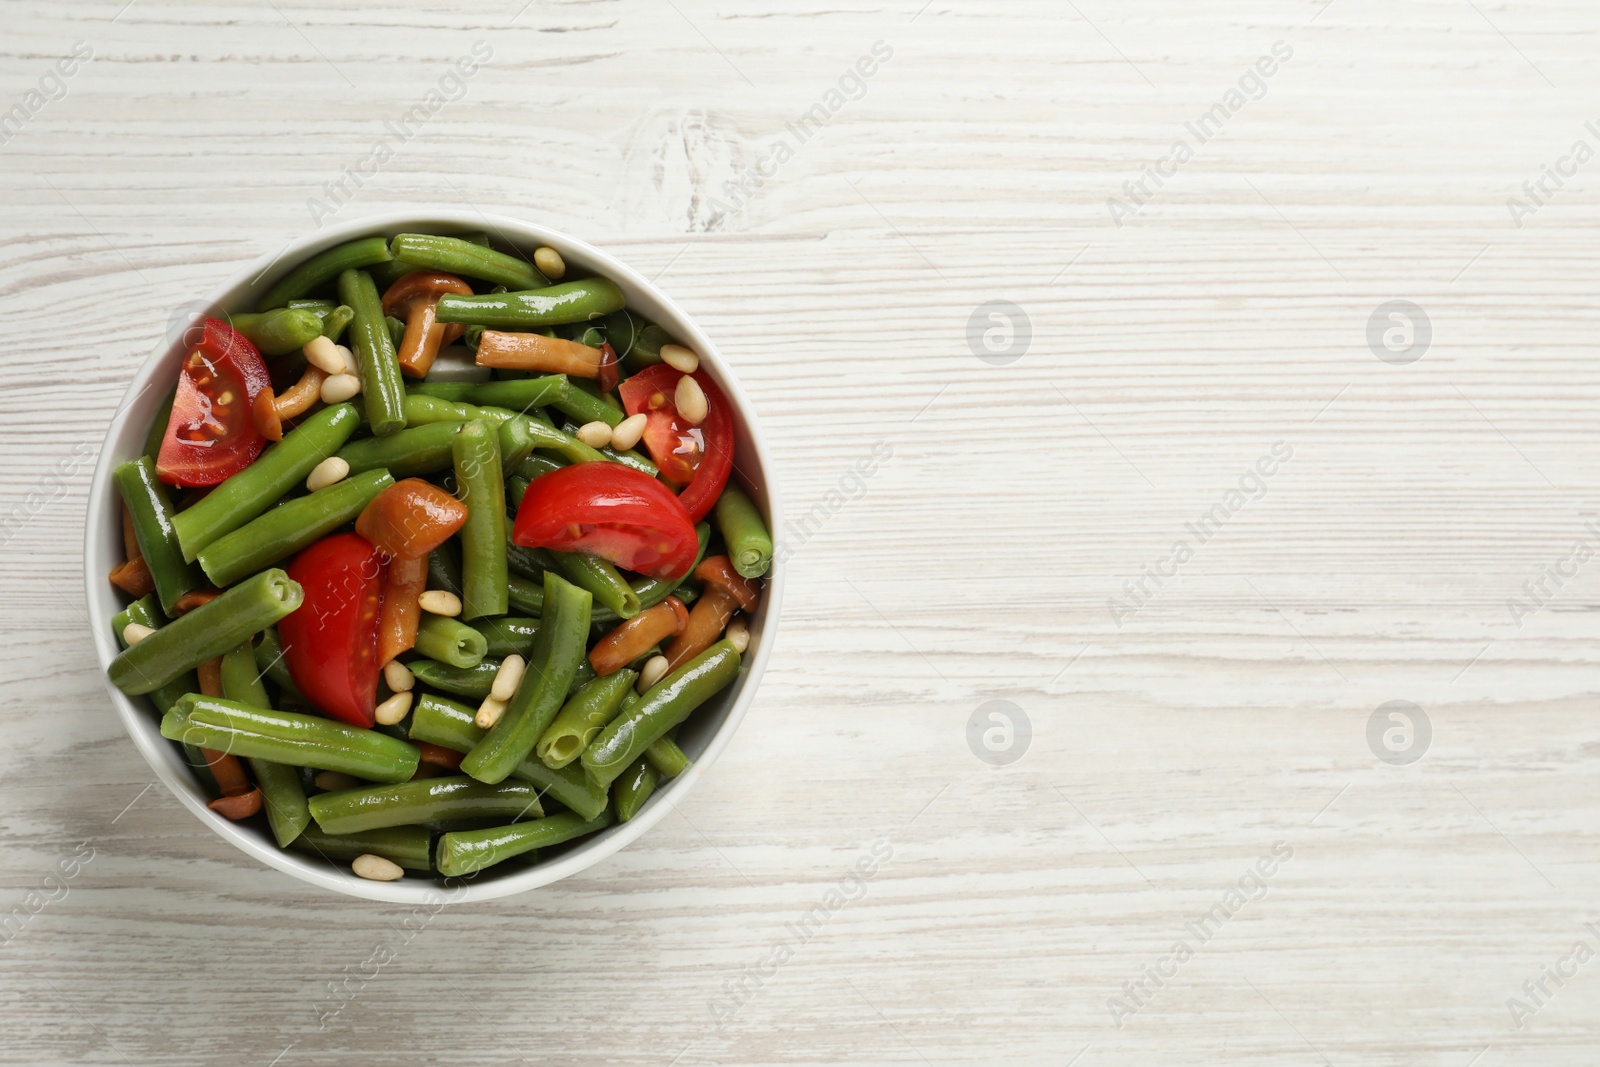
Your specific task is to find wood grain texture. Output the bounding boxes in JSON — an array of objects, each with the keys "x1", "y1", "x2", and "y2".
[{"x1": 4, "y1": 0, "x2": 1600, "y2": 1063}]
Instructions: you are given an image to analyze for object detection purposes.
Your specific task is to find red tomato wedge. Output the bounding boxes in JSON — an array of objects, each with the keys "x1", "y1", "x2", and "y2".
[
  {"x1": 616, "y1": 364, "x2": 733, "y2": 522},
  {"x1": 156, "y1": 318, "x2": 272, "y2": 487},
  {"x1": 279, "y1": 533, "x2": 382, "y2": 728},
  {"x1": 512, "y1": 463, "x2": 699, "y2": 581}
]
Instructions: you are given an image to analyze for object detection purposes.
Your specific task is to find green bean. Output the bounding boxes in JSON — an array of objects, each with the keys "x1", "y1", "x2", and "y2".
[
  {"x1": 408, "y1": 658, "x2": 500, "y2": 699},
  {"x1": 161, "y1": 694, "x2": 420, "y2": 784},
  {"x1": 600, "y1": 309, "x2": 641, "y2": 360},
  {"x1": 320, "y1": 304, "x2": 355, "y2": 342},
  {"x1": 452, "y1": 420, "x2": 508, "y2": 620},
  {"x1": 109, "y1": 569, "x2": 303, "y2": 695},
  {"x1": 113, "y1": 456, "x2": 201, "y2": 616},
  {"x1": 408, "y1": 694, "x2": 609, "y2": 819},
  {"x1": 338, "y1": 268, "x2": 407, "y2": 436},
  {"x1": 227, "y1": 308, "x2": 324, "y2": 356},
  {"x1": 428, "y1": 541, "x2": 464, "y2": 597},
  {"x1": 633, "y1": 522, "x2": 712, "y2": 612},
  {"x1": 506, "y1": 572, "x2": 544, "y2": 616},
  {"x1": 506, "y1": 541, "x2": 545, "y2": 581},
  {"x1": 436, "y1": 809, "x2": 612, "y2": 876},
  {"x1": 462, "y1": 572, "x2": 591, "y2": 784},
  {"x1": 645, "y1": 731, "x2": 691, "y2": 780},
  {"x1": 715, "y1": 484, "x2": 772, "y2": 579},
  {"x1": 309, "y1": 776, "x2": 542, "y2": 836},
  {"x1": 497, "y1": 415, "x2": 539, "y2": 472},
  {"x1": 556, "y1": 419, "x2": 656, "y2": 475},
  {"x1": 404, "y1": 394, "x2": 478, "y2": 426},
  {"x1": 254, "y1": 626, "x2": 301, "y2": 699},
  {"x1": 142, "y1": 388, "x2": 175, "y2": 461},
  {"x1": 568, "y1": 657, "x2": 597, "y2": 695},
  {"x1": 290, "y1": 825, "x2": 432, "y2": 871},
  {"x1": 535, "y1": 670, "x2": 637, "y2": 769},
  {"x1": 434, "y1": 278, "x2": 625, "y2": 329},
  {"x1": 287, "y1": 298, "x2": 336, "y2": 313},
  {"x1": 389, "y1": 233, "x2": 548, "y2": 291},
  {"x1": 550, "y1": 378, "x2": 623, "y2": 428},
  {"x1": 613, "y1": 756, "x2": 659, "y2": 823},
  {"x1": 196, "y1": 470, "x2": 393, "y2": 587},
  {"x1": 544, "y1": 549, "x2": 640, "y2": 620},
  {"x1": 472, "y1": 616, "x2": 540, "y2": 659},
  {"x1": 220, "y1": 640, "x2": 310, "y2": 848},
  {"x1": 407, "y1": 382, "x2": 479, "y2": 402},
  {"x1": 461, "y1": 375, "x2": 567, "y2": 414},
  {"x1": 385, "y1": 315, "x2": 406, "y2": 351},
  {"x1": 507, "y1": 475, "x2": 529, "y2": 513},
  {"x1": 582, "y1": 641, "x2": 740, "y2": 789},
  {"x1": 257, "y1": 236, "x2": 394, "y2": 311},
  {"x1": 115, "y1": 596, "x2": 214, "y2": 791},
  {"x1": 337, "y1": 420, "x2": 464, "y2": 478},
  {"x1": 516, "y1": 453, "x2": 564, "y2": 482},
  {"x1": 414, "y1": 614, "x2": 488, "y2": 669},
  {"x1": 172, "y1": 403, "x2": 360, "y2": 561}
]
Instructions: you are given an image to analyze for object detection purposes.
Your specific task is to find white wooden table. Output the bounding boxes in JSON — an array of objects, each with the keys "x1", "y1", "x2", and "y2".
[{"x1": 4, "y1": 1, "x2": 1599, "y2": 1063}]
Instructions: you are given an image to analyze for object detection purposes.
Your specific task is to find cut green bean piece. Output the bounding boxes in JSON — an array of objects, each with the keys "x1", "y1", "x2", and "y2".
[
  {"x1": 544, "y1": 549, "x2": 640, "y2": 620},
  {"x1": 408, "y1": 658, "x2": 500, "y2": 699},
  {"x1": 109, "y1": 569, "x2": 303, "y2": 695},
  {"x1": 339, "y1": 268, "x2": 407, "y2": 436},
  {"x1": 389, "y1": 233, "x2": 548, "y2": 291},
  {"x1": 613, "y1": 756, "x2": 659, "y2": 822},
  {"x1": 337, "y1": 420, "x2": 465, "y2": 478},
  {"x1": 472, "y1": 616, "x2": 540, "y2": 659},
  {"x1": 172, "y1": 403, "x2": 360, "y2": 561},
  {"x1": 506, "y1": 542, "x2": 545, "y2": 581},
  {"x1": 142, "y1": 388, "x2": 175, "y2": 461},
  {"x1": 161, "y1": 694, "x2": 420, "y2": 784},
  {"x1": 115, "y1": 596, "x2": 213, "y2": 791},
  {"x1": 535, "y1": 670, "x2": 637, "y2": 770},
  {"x1": 436, "y1": 810, "x2": 613, "y2": 876},
  {"x1": 114, "y1": 456, "x2": 202, "y2": 616},
  {"x1": 290, "y1": 825, "x2": 432, "y2": 871},
  {"x1": 462, "y1": 375, "x2": 567, "y2": 414},
  {"x1": 582, "y1": 641, "x2": 740, "y2": 790},
  {"x1": 414, "y1": 614, "x2": 488, "y2": 669},
  {"x1": 434, "y1": 278, "x2": 626, "y2": 329},
  {"x1": 227, "y1": 308, "x2": 324, "y2": 356},
  {"x1": 506, "y1": 572, "x2": 544, "y2": 616},
  {"x1": 715, "y1": 484, "x2": 772, "y2": 579},
  {"x1": 220, "y1": 639, "x2": 310, "y2": 848},
  {"x1": 257, "y1": 236, "x2": 394, "y2": 311},
  {"x1": 645, "y1": 732, "x2": 691, "y2": 779},
  {"x1": 550, "y1": 379, "x2": 623, "y2": 428},
  {"x1": 408, "y1": 694, "x2": 609, "y2": 819},
  {"x1": 309, "y1": 776, "x2": 543, "y2": 836},
  {"x1": 287, "y1": 298, "x2": 336, "y2": 313},
  {"x1": 320, "y1": 304, "x2": 355, "y2": 342},
  {"x1": 452, "y1": 420, "x2": 508, "y2": 620},
  {"x1": 462, "y1": 571, "x2": 591, "y2": 784},
  {"x1": 197, "y1": 470, "x2": 393, "y2": 587},
  {"x1": 428, "y1": 541, "x2": 464, "y2": 597},
  {"x1": 255, "y1": 626, "x2": 301, "y2": 699}
]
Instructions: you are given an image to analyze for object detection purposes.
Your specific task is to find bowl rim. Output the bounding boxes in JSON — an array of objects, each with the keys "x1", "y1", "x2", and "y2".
[{"x1": 85, "y1": 209, "x2": 783, "y2": 903}]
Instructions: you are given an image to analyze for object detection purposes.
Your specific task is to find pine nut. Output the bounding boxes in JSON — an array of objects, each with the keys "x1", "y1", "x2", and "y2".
[
  {"x1": 610, "y1": 413, "x2": 648, "y2": 451},
  {"x1": 490, "y1": 654, "x2": 526, "y2": 702},
  {"x1": 121, "y1": 622, "x2": 157, "y2": 646},
  {"x1": 576, "y1": 421, "x2": 613, "y2": 449},
  {"x1": 675, "y1": 375, "x2": 707, "y2": 425},
  {"x1": 533, "y1": 246, "x2": 566, "y2": 281},
  {"x1": 383, "y1": 660, "x2": 415, "y2": 693},
  {"x1": 419, "y1": 590, "x2": 463, "y2": 616},
  {"x1": 475, "y1": 696, "x2": 507, "y2": 729},
  {"x1": 726, "y1": 616, "x2": 750, "y2": 654},
  {"x1": 320, "y1": 373, "x2": 362, "y2": 404},
  {"x1": 304, "y1": 335, "x2": 345, "y2": 374},
  {"x1": 315, "y1": 771, "x2": 360, "y2": 792},
  {"x1": 375, "y1": 690, "x2": 413, "y2": 726},
  {"x1": 336, "y1": 344, "x2": 360, "y2": 376},
  {"x1": 660, "y1": 344, "x2": 700, "y2": 374},
  {"x1": 352, "y1": 854, "x2": 404, "y2": 882},
  {"x1": 637, "y1": 654, "x2": 670, "y2": 693},
  {"x1": 305, "y1": 456, "x2": 350, "y2": 492}
]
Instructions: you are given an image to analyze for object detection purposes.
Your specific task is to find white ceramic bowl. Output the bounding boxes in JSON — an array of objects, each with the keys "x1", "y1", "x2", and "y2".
[{"x1": 85, "y1": 211, "x2": 782, "y2": 902}]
